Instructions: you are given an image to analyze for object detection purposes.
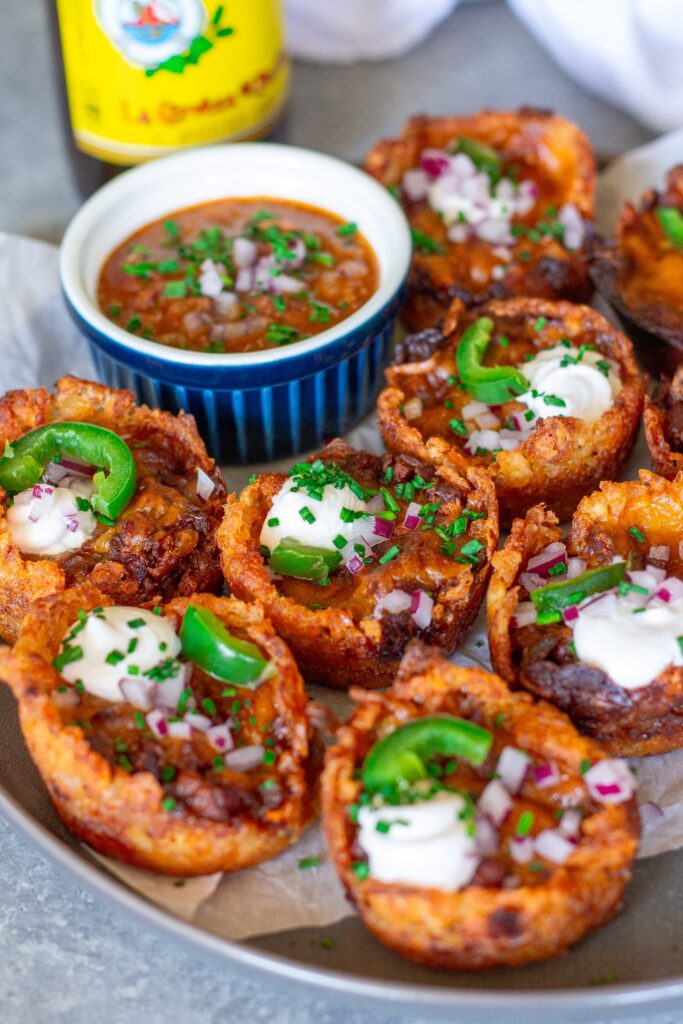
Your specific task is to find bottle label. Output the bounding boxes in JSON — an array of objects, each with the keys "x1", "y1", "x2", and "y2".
[{"x1": 55, "y1": 0, "x2": 289, "y2": 163}]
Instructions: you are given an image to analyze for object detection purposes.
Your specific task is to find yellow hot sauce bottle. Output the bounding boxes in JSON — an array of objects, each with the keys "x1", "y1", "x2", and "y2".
[{"x1": 49, "y1": 0, "x2": 289, "y2": 195}]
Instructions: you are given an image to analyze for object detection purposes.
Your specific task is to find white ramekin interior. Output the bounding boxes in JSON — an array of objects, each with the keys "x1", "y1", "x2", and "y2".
[{"x1": 60, "y1": 143, "x2": 412, "y2": 367}]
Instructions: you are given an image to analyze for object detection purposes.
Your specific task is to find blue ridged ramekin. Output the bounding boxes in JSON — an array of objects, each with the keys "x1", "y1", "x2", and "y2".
[{"x1": 60, "y1": 144, "x2": 412, "y2": 464}]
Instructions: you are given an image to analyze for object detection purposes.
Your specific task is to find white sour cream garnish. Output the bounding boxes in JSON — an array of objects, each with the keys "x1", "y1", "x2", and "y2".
[
  {"x1": 59, "y1": 606, "x2": 181, "y2": 703},
  {"x1": 260, "y1": 477, "x2": 368, "y2": 554},
  {"x1": 517, "y1": 344, "x2": 621, "y2": 425},
  {"x1": 357, "y1": 791, "x2": 478, "y2": 891},
  {"x1": 574, "y1": 598, "x2": 683, "y2": 690},
  {"x1": 6, "y1": 476, "x2": 97, "y2": 555}
]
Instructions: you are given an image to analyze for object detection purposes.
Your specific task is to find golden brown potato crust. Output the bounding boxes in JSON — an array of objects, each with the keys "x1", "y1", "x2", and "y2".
[
  {"x1": 322, "y1": 644, "x2": 639, "y2": 970},
  {"x1": 592, "y1": 165, "x2": 683, "y2": 375},
  {"x1": 0, "y1": 376, "x2": 226, "y2": 642},
  {"x1": 0, "y1": 582, "x2": 318, "y2": 875},
  {"x1": 218, "y1": 439, "x2": 498, "y2": 690},
  {"x1": 488, "y1": 477, "x2": 683, "y2": 756},
  {"x1": 378, "y1": 297, "x2": 644, "y2": 526},
  {"x1": 365, "y1": 108, "x2": 596, "y2": 330},
  {"x1": 644, "y1": 369, "x2": 683, "y2": 479}
]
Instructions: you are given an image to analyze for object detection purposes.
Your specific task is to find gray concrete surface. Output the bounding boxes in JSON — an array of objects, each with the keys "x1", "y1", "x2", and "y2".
[{"x1": 0, "y1": 1, "x2": 667, "y2": 1022}]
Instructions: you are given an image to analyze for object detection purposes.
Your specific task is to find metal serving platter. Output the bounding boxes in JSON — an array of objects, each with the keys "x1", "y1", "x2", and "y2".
[{"x1": 3, "y1": 679, "x2": 683, "y2": 1023}]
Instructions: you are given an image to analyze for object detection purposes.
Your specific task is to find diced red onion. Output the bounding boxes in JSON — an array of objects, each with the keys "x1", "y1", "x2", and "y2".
[
  {"x1": 377, "y1": 589, "x2": 413, "y2": 616},
  {"x1": 625, "y1": 569, "x2": 658, "y2": 593},
  {"x1": 146, "y1": 708, "x2": 169, "y2": 739},
  {"x1": 199, "y1": 259, "x2": 225, "y2": 298},
  {"x1": 403, "y1": 502, "x2": 421, "y2": 531},
  {"x1": 474, "y1": 814, "x2": 499, "y2": 856},
  {"x1": 207, "y1": 723, "x2": 234, "y2": 752},
  {"x1": 403, "y1": 397, "x2": 423, "y2": 421},
  {"x1": 32, "y1": 485, "x2": 43, "y2": 498},
  {"x1": 213, "y1": 291, "x2": 239, "y2": 317},
  {"x1": 224, "y1": 744, "x2": 265, "y2": 772},
  {"x1": 344, "y1": 554, "x2": 364, "y2": 575},
  {"x1": 639, "y1": 801, "x2": 664, "y2": 832},
  {"x1": 557, "y1": 203, "x2": 585, "y2": 251},
  {"x1": 579, "y1": 591, "x2": 618, "y2": 618},
  {"x1": 476, "y1": 218, "x2": 513, "y2": 246},
  {"x1": 644, "y1": 565, "x2": 667, "y2": 583},
  {"x1": 558, "y1": 808, "x2": 582, "y2": 839},
  {"x1": 509, "y1": 412, "x2": 528, "y2": 432},
  {"x1": 52, "y1": 687, "x2": 80, "y2": 709},
  {"x1": 233, "y1": 237, "x2": 258, "y2": 268},
  {"x1": 447, "y1": 223, "x2": 469, "y2": 244},
  {"x1": 648, "y1": 545, "x2": 670, "y2": 562},
  {"x1": 496, "y1": 746, "x2": 531, "y2": 794},
  {"x1": 366, "y1": 494, "x2": 386, "y2": 514},
  {"x1": 562, "y1": 604, "x2": 579, "y2": 626},
  {"x1": 584, "y1": 759, "x2": 636, "y2": 804},
  {"x1": 509, "y1": 835, "x2": 534, "y2": 864},
  {"x1": 167, "y1": 720, "x2": 193, "y2": 740},
  {"x1": 28, "y1": 503, "x2": 41, "y2": 524},
  {"x1": 65, "y1": 516, "x2": 79, "y2": 533},
  {"x1": 410, "y1": 589, "x2": 434, "y2": 630},
  {"x1": 567, "y1": 557, "x2": 587, "y2": 579},
  {"x1": 153, "y1": 670, "x2": 188, "y2": 711},
  {"x1": 527, "y1": 542, "x2": 567, "y2": 580},
  {"x1": 271, "y1": 273, "x2": 304, "y2": 295},
  {"x1": 43, "y1": 461, "x2": 71, "y2": 484},
  {"x1": 235, "y1": 267, "x2": 255, "y2": 293},
  {"x1": 478, "y1": 779, "x2": 513, "y2": 826},
  {"x1": 520, "y1": 571, "x2": 547, "y2": 594},
  {"x1": 119, "y1": 677, "x2": 155, "y2": 709},
  {"x1": 420, "y1": 149, "x2": 451, "y2": 178},
  {"x1": 462, "y1": 400, "x2": 489, "y2": 420},
  {"x1": 371, "y1": 516, "x2": 395, "y2": 541},
  {"x1": 60, "y1": 457, "x2": 95, "y2": 476},
  {"x1": 184, "y1": 711, "x2": 212, "y2": 732},
  {"x1": 534, "y1": 762, "x2": 560, "y2": 789},
  {"x1": 534, "y1": 828, "x2": 575, "y2": 864},
  {"x1": 652, "y1": 576, "x2": 683, "y2": 604},
  {"x1": 475, "y1": 411, "x2": 501, "y2": 431},
  {"x1": 402, "y1": 168, "x2": 430, "y2": 202},
  {"x1": 195, "y1": 466, "x2": 215, "y2": 501},
  {"x1": 511, "y1": 600, "x2": 536, "y2": 628},
  {"x1": 450, "y1": 152, "x2": 477, "y2": 178}
]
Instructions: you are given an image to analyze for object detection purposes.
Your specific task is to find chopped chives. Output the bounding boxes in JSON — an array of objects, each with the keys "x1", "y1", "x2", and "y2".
[
  {"x1": 379, "y1": 545, "x2": 400, "y2": 565},
  {"x1": 449, "y1": 418, "x2": 468, "y2": 437},
  {"x1": 298, "y1": 855, "x2": 321, "y2": 869},
  {"x1": 628, "y1": 526, "x2": 645, "y2": 543},
  {"x1": 516, "y1": 810, "x2": 535, "y2": 836}
]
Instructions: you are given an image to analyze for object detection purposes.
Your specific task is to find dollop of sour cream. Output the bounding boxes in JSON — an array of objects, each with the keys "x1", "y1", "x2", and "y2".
[
  {"x1": 574, "y1": 597, "x2": 683, "y2": 690},
  {"x1": 6, "y1": 476, "x2": 97, "y2": 555},
  {"x1": 260, "y1": 477, "x2": 368, "y2": 554},
  {"x1": 517, "y1": 344, "x2": 621, "y2": 425},
  {"x1": 357, "y1": 791, "x2": 478, "y2": 891},
  {"x1": 59, "y1": 606, "x2": 181, "y2": 703}
]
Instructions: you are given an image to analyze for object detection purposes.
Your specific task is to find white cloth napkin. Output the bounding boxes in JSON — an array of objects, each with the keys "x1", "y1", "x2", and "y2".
[
  {"x1": 285, "y1": 0, "x2": 460, "y2": 63},
  {"x1": 510, "y1": 0, "x2": 683, "y2": 131}
]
